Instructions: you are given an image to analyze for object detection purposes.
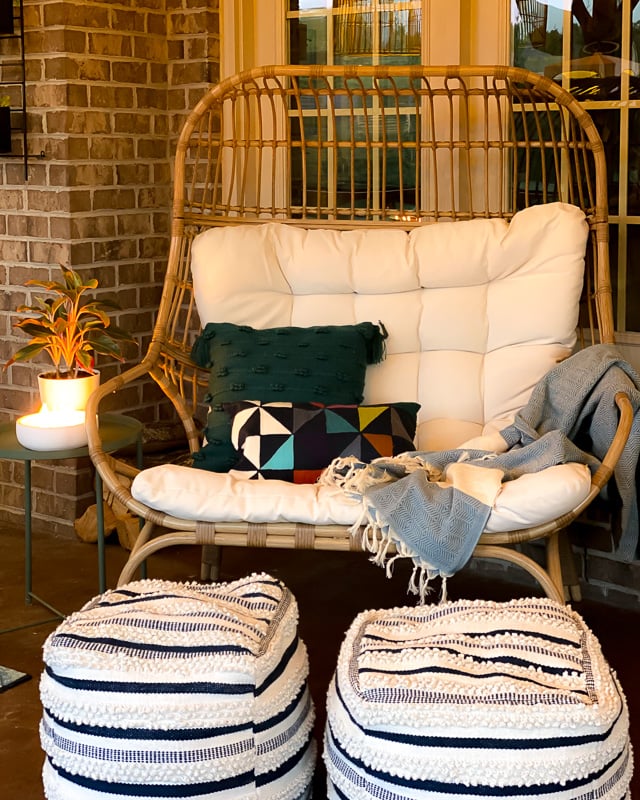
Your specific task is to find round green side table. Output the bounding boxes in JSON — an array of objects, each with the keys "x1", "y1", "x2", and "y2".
[{"x1": 0, "y1": 413, "x2": 142, "y2": 617}]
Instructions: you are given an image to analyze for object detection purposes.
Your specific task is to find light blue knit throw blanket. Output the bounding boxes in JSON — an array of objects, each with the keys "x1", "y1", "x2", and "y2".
[{"x1": 320, "y1": 345, "x2": 640, "y2": 600}]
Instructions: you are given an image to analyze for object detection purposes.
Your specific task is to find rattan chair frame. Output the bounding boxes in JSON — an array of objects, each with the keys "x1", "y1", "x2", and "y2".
[{"x1": 86, "y1": 65, "x2": 633, "y2": 602}]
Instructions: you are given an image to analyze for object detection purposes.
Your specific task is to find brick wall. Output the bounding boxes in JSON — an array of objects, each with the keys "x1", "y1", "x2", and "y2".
[{"x1": 0, "y1": 0, "x2": 219, "y2": 535}]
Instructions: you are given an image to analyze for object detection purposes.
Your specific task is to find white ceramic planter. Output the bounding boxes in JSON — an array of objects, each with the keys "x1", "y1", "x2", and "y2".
[{"x1": 37, "y1": 370, "x2": 100, "y2": 413}]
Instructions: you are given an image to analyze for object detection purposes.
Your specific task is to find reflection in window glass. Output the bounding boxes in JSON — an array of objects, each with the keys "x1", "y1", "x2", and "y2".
[
  {"x1": 629, "y1": 108, "x2": 640, "y2": 214},
  {"x1": 287, "y1": 0, "x2": 423, "y2": 217},
  {"x1": 289, "y1": 1, "x2": 332, "y2": 9},
  {"x1": 513, "y1": 0, "x2": 627, "y2": 100},
  {"x1": 288, "y1": 1, "x2": 421, "y2": 67},
  {"x1": 626, "y1": 226, "x2": 640, "y2": 330},
  {"x1": 588, "y1": 109, "x2": 621, "y2": 215},
  {"x1": 290, "y1": 16, "x2": 327, "y2": 64},
  {"x1": 513, "y1": 0, "x2": 640, "y2": 332}
]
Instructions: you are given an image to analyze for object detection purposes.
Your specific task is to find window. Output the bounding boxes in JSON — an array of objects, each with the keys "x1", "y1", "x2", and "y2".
[
  {"x1": 287, "y1": 0, "x2": 422, "y2": 66},
  {"x1": 513, "y1": 0, "x2": 640, "y2": 332},
  {"x1": 285, "y1": 1, "x2": 423, "y2": 216}
]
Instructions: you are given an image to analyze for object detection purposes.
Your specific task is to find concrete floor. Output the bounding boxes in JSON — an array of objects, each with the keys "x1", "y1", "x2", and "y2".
[{"x1": 1, "y1": 521, "x2": 639, "y2": 798}]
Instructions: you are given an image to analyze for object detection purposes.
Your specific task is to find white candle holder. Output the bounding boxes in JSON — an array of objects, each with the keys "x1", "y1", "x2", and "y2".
[{"x1": 15, "y1": 406, "x2": 88, "y2": 451}]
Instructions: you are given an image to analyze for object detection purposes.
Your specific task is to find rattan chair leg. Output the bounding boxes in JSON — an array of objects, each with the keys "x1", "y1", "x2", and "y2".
[
  {"x1": 200, "y1": 544, "x2": 222, "y2": 582},
  {"x1": 558, "y1": 530, "x2": 582, "y2": 601}
]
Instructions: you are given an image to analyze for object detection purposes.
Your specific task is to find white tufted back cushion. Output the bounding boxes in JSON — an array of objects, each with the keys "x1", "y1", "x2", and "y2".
[{"x1": 191, "y1": 202, "x2": 587, "y2": 451}]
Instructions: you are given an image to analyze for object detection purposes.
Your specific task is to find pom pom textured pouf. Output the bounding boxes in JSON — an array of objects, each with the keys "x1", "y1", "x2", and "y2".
[
  {"x1": 324, "y1": 597, "x2": 632, "y2": 800},
  {"x1": 39, "y1": 574, "x2": 316, "y2": 800}
]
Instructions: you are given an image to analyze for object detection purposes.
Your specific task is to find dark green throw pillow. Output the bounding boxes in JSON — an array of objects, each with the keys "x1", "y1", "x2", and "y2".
[{"x1": 190, "y1": 321, "x2": 388, "y2": 472}]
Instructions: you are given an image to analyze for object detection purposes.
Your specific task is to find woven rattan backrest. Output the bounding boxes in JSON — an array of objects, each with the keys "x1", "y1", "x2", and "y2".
[{"x1": 151, "y1": 65, "x2": 612, "y2": 419}]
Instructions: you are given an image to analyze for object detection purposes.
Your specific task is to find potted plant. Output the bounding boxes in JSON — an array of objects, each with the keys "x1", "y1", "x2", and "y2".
[
  {"x1": 0, "y1": 95, "x2": 11, "y2": 153},
  {"x1": 5, "y1": 265, "x2": 137, "y2": 412}
]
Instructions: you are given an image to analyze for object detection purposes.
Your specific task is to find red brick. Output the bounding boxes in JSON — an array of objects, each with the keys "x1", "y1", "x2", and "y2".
[
  {"x1": 136, "y1": 86, "x2": 167, "y2": 110},
  {"x1": 149, "y1": 62, "x2": 166, "y2": 84},
  {"x1": 66, "y1": 137, "x2": 91, "y2": 159},
  {"x1": 118, "y1": 262, "x2": 152, "y2": 284},
  {"x1": 89, "y1": 136, "x2": 135, "y2": 160},
  {"x1": 113, "y1": 112, "x2": 151, "y2": 134},
  {"x1": 28, "y1": 241, "x2": 70, "y2": 266},
  {"x1": 49, "y1": 216, "x2": 73, "y2": 240},
  {"x1": 169, "y1": 61, "x2": 207, "y2": 86},
  {"x1": 93, "y1": 239, "x2": 138, "y2": 262},
  {"x1": 112, "y1": 9, "x2": 145, "y2": 34},
  {"x1": 111, "y1": 60, "x2": 148, "y2": 85},
  {"x1": 116, "y1": 163, "x2": 150, "y2": 185},
  {"x1": 167, "y1": 40, "x2": 184, "y2": 60},
  {"x1": 148, "y1": 12, "x2": 167, "y2": 36},
  {"x1": 44, "y1": 56, "x2": 75, "y2": 81},
  {"x1": 26, "y1": 188, "x2": 71, "y2": 212},
  {"x1": 0, "y1": 188, "x2": 24, "y2": 211},
  {"x1": 136, "y1": 138, "x2": 169, "y2": 159},
  {"x1": 1, "y1": 239, "x2": 28, "y2": 261},
  {"x1": 69, "y1": 241, "x2": 94, "y2": 265},
  {"x1": 133, "y1": 36, "x2": 166, "y2": 62},
  {"x1": 93, "y1": 188, "x2": 137, "y2": 211},
  {"x1": 6, "y1": 215, "x2": 28, "y2": 237},
  {"x1": 69, "y1": 190, "x2": 93, "y2": 214},
  {"x1": 138, "y1": 186, "x2": 171, "y2": 208},
  {"x1": 71, "y1": 215, "x2": 118, "y2": 240},
  {"x1": 99, "y1": 85, "x2": 136, "y2": 109},
  {"x1": 76, "y1": 58, "x2": 112, "y2": 82},
  {"x1": 70, "y1": 163, "x2": 116, "y2": 187}
]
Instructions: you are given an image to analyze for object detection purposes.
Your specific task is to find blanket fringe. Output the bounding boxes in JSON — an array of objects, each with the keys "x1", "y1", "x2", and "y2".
[
  {"x1": 332, "y1": 454, "x2": 457, "y2": 605},
  {"x1": 319, "y1": 452, "x2": 441, "y2": 494},
  {"x1": 351, "y1": 509, "x2": 446, "y2": 605}
]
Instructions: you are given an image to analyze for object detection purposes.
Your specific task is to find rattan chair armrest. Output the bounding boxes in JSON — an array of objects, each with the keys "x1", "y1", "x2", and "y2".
[
  {"x1": 85, "y1": 360, "x2": 155, "y2": 510},
  {"x1": 590, "y1": 392, "x2": 635, "y2": 491}
]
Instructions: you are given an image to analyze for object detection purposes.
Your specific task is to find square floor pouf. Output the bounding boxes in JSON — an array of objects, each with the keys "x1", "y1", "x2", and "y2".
[
  {"x1": 324, "y1": 597, "x2": 633, "y2": 800},
  {"x1": 39, "y1": 573, "x2": 316, "y2": 800}
]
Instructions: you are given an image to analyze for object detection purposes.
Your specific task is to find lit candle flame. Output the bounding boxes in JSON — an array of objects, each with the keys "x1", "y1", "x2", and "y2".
[{"x1": 19, "y1": 405, "x2": 86, "y2": 429}]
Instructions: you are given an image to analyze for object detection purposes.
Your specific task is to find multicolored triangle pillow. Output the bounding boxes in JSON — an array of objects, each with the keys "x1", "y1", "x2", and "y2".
[{"x1": 224, "y1": 400, "x2": 420, "y2": 483}]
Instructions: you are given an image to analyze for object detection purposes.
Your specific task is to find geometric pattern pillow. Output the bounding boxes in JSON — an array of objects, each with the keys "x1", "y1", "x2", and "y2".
[{"x1": 224, "y1": 400, "x2": 420, "y2": 483}]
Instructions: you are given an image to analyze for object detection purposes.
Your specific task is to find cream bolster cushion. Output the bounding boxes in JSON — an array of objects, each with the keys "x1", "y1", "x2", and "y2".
[{"x1": 131, "y1": 462, "x2": 592, "y2": 531}]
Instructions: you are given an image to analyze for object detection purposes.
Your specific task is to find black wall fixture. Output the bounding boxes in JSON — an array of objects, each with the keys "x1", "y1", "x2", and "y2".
[
  {"x1": 0, "y1": 0, "x2": 13, "y2": 36},
  {"x1": 0, "y1": 105, "x2": 10, "y2": 152}
]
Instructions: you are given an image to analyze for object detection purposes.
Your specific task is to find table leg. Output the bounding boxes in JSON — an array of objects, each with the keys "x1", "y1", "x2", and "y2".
[
  {"x1": 24, "y1": 459, "x2": 31, "y2": 605},
  {"x1": 94, "y1": 432, "x2": 144, "y2": 593},
  {"x1": 21, "y1": 458, "x2": 65, "y2": 620}
]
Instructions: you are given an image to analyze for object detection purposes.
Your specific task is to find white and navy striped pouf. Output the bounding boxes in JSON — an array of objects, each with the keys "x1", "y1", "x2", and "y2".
[
  {"x1": 324, "y1": 597, "x2": 632, "y2": 800},
  {"x1": 39, "y1": 573, "x2": 316, "y2": 800}
]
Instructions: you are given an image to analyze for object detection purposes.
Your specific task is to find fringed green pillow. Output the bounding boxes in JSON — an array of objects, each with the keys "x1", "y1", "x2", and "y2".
[{"x1": 190, "y1": 321, "x2": 388, "y2": 472}]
